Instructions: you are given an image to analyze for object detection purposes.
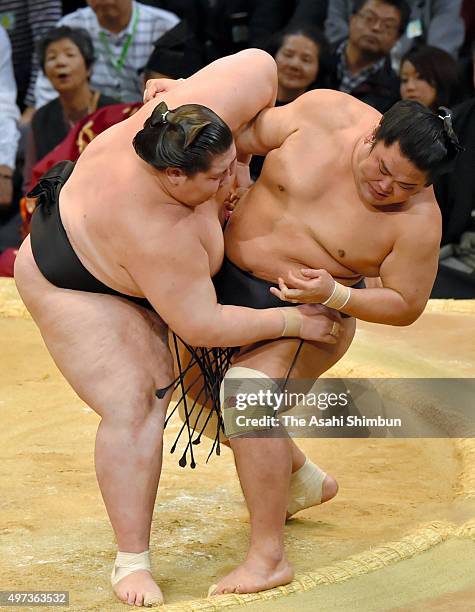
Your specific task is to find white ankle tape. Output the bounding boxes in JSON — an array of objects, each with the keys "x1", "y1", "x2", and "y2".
[
  {"x1": 288, "y1": 459, "x2": 326, "y2": 516},
  {"x1": 111, "y1": 550, "x2": 151, "y2": 586}
]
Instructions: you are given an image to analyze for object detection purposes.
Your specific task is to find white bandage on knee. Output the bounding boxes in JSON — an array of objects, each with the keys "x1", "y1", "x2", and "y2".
[
  {"x1": 111, "y1": 550, "x2": 151, "y2": 587},
  {"x1": 220, "y1": 366, "x2": 279, "y2": 438},
  {"x1": 287, "y1": 459, "x2": 327, "y2": 517}
]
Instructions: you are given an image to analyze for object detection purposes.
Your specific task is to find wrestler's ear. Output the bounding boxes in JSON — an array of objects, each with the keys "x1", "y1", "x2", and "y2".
[
  {"x1": 364, "y1": 128, "x2": 377, "y2": 147},
  {"x1": 165, "y1": 166, "x2": 187, "y2": 186}
]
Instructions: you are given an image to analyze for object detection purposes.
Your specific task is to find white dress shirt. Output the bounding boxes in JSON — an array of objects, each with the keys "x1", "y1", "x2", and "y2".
[{"x1": 0, "y1": 25, "x2": 20, "y2": 169}]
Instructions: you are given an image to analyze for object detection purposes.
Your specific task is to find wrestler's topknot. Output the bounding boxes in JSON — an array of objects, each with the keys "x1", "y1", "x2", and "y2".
[{"x1": 133, "y1": 102, "x2": 233, "y2": 177}]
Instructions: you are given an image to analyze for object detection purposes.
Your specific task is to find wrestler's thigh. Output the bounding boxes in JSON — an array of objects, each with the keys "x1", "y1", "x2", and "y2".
[
  {"x1": 14, "y1": 237, "x2": 174, "y2": 418},
  {"x1": 233, "y1": 316, "x2": 356, "y2": 379}
]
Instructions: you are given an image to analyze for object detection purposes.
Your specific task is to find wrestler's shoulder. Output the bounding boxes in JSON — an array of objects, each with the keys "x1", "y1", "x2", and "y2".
[
  {"x1": 411, "y1": 189, "x2": 442, "y2": 225},
  {"x1": 397, "y1": 189, "x2": 441, "y2": 241},
  {"x1": 291, "y1": 90, "x2": 379, "y2": 130}
]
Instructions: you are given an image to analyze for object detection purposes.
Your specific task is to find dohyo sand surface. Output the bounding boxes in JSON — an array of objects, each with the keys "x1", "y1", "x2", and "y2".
[{"x1": 1, "y1": 279, "x2": 474, "y2": 611}]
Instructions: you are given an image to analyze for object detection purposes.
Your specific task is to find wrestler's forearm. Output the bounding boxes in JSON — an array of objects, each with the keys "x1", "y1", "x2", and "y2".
[
  {"x1": 340, "y1": 287, "x2": 424, "y2": 326},
  {"x1": 236, "y1": 158, "x2": 252, "y2": 188},
  {"x1": 182, "y1": 305, "x2": 284, "y2": 348}
]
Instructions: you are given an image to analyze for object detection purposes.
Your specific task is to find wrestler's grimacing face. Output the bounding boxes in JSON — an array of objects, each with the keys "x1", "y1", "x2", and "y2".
[
  {"x1": 183, "y1": 145, "x2": 237, "y2": 206},
  {"x1": 359, "y1": 141, "x2": 428, "y2": 206}
]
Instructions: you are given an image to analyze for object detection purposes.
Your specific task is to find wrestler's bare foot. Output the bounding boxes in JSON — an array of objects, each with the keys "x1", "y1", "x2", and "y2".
[
  {"x1": 286, "y1": 473, "x2": 339, "y2": 520},
  {"x1": 209, "y1": 553, "x2": 294, "y2": 596},
  {"x1": 321, "y1": 474, "x2": 339, "y2": 503},
  {"x1": 113, "y1": 570, "x2": 163, "y2": 607}
]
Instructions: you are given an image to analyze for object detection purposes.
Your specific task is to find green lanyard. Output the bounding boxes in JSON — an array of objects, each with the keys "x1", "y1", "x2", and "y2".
[{"x1": 99, "y1": 6, "x2": 139, "y2": 74}]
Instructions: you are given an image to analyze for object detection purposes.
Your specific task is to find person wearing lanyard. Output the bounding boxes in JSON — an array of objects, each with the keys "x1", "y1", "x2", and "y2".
[
  {"x1": 98, "y1": 2, "x2": 139, "y2": 100},
  {"x1": 33, "y1": 0, "x2": 179, "y2": 107}
]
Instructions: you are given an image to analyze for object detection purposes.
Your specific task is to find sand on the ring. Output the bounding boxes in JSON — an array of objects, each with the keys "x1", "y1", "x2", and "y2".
[{"x1": 1, "y1": 279, "x2": 474, "y2": 611}]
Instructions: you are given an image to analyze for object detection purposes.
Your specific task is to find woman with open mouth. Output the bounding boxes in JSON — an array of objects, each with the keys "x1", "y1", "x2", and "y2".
[{"x1": 23, "y1": 26, "x2": 117, "y2": 188}]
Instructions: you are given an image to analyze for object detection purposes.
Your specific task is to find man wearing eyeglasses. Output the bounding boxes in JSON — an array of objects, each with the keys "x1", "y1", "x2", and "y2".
[
  {"x1": 327, "y1": 0, "x2": 410, "y2": 112},
  {"x1": 326, "y1": 0, "x2": 465, "y2": 61}
]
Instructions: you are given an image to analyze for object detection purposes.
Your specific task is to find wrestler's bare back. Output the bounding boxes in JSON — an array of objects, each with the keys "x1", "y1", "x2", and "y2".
[{"x1": 226, "y1": 90, "x2": 440, "y2": 286}]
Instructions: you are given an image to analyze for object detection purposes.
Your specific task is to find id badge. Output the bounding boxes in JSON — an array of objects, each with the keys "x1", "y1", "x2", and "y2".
[
  {"x1": 407, "y1": 18, "x2": 423, "y2": 39},
  {"x1": 0, "y1": 12, "x2": 16, "y2": 31}
]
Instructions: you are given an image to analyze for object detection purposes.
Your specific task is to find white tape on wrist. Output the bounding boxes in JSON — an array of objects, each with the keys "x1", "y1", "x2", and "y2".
[
  {"x1": 321, "y1": 281, "x2": 351, "y2": 310},
  {"x1": 280, "y1": 308, "x2": 302, "y2": 337}
]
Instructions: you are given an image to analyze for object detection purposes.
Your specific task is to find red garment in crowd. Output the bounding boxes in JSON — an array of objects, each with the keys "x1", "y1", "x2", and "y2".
[{"x1": 0, "y1": 248, "x2": 17, "y2": 277}]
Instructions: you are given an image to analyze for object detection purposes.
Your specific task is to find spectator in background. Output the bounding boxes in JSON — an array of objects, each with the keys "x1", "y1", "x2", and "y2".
[
  {"x1": 0, "y1": 26, "x2": 21, "y2": 257},
  {"x1": 400, "y1": 45, "x2": 462, "y2": 112},
  {"x1": 325, "y1": 0, "x2": 465, "y2": 64},
  {"x1": 0, "y1": 0, "x2": 62, "y2": 118},
  {"x1": 327, "y1": 0, "x2": 410, "y2": 113},
  {"x1": 23, "y1": 27, "x2": 118, "y2": 190},
  {"x1": 34, "y1": 0, "x2": 179, "y2": 107},
  {"x1": 270, "y1": 25, "x2": 328, "y2": 104}
]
